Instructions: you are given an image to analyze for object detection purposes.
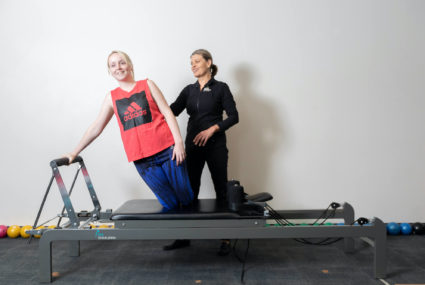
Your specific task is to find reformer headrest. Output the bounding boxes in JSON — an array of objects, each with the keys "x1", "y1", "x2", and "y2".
[
  {"x1": 245, "y1": 192, "x2": 273, "y2": 202},
  {"x1": 227, "y1": 180, "x2": 273, "y2": 211}
]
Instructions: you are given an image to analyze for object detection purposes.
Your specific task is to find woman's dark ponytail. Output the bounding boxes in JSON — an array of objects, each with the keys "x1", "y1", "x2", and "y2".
[{"x1": 210, "y1": 64, "x2": 218, "y2": 77}]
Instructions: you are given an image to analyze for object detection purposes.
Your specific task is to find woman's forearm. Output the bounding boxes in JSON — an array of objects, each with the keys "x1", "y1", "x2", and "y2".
[
  {"x1": 68, "y1": 93, "x2": 114, "y2": 157},
  {"x1": 70, "y1": 123, "x2": 103, "y2": 156},
  {"x1": 162, "y1": 108, "x2": 184, "y2": 145}
]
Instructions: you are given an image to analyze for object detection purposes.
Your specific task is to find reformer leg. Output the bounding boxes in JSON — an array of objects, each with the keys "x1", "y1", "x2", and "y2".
[
  {"x1": 39, "y1": 237, "x2": 52, "y2": 283},
  {"x1": 373, "y1": 218, "x2": 387, "y2": 278},
  {"x1": 342, "y1": 202, "x2": 355, "y2": 253},
  {"x1": 29, "y1": 175, "x2": 55, "y2": 244},
  {"x1": 69, "y1": 241, "x2": 80, "y2": 257}
]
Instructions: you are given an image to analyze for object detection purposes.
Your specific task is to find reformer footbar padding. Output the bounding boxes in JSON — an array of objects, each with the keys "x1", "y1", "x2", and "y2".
[{"x1": 50, "y1": 156, "x2": 83, "y2": 167}]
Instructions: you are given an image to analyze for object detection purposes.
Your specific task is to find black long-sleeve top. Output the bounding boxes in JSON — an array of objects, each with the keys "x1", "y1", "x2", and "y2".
[{"x1": 170, "y1": 78, "x2": 239, "y2": 146}]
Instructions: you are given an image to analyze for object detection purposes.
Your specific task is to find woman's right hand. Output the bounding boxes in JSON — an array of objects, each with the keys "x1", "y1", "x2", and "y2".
[
  {"x1": 63, "y1": 152, "x2": 78, "y2": 164},
  {"x1": 172, "y1": 142, "x2": 186, "y2": 166}
]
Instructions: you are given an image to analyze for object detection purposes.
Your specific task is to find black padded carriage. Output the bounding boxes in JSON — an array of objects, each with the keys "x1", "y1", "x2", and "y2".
[{"x1": 111, "y1": 199, "x2": 267, "y2": 220}]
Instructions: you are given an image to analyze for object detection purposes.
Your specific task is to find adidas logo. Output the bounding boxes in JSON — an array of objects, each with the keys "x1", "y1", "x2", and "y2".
[{"x1": 123, "y1": 102, "x2": 148, "y2": 121}]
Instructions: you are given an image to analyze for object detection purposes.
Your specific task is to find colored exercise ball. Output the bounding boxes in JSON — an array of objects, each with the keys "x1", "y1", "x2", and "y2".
[
  {"x1": 386, "y1": 222, "x2": 400, "y2": 235},
  {"x1": 412, "y1": 222, "x2": 425, "y2": 235},
  {"x1": 7, "y1": 225, "x2": 21, "y2": 238},
  {"x1": 20, "y1": 225, "x2": 33, "y2": 238},
  {"x1": 399, "y1": 223, "x2": 412, "y2": 235},
  {"x1": 0, "y1": 225, "x2": 7, "y2": 238}
]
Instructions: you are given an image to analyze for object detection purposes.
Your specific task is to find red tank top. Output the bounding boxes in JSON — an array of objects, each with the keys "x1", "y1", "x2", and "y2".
[{"x1": 111, "y1": 79, "x2": 174, "y2": 162}]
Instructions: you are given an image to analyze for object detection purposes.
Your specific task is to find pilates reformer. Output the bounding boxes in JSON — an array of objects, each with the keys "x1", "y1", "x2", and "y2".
[{"x1": 30, "y1": 157, "x2": 387, "y2": 283}]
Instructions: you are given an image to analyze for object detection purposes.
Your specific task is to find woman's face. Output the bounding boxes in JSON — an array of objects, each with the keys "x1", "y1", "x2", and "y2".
[
  {"x1": 108, "y1": 53, "x2": 133, "y2": 81},
  {"x1": 191, "y1": 54, "x2": 211, "y2": 78}
]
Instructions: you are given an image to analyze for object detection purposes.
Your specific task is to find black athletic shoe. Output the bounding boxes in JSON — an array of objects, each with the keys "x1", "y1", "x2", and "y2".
[
  {"x1": 217, "y1": 240, "x2": 231, "y2": 256},
  {"x1": 163, "y1": 239, "x2": 191, "y2": 251}
]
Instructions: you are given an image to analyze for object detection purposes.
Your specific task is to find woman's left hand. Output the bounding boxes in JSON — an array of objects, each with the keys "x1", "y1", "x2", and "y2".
[
  {"x1": 193, "y1": 125, "x2": 219, "y2": 147},
  {"x1": 172, "y1": 142, "x2": 186, "y2": 165}
]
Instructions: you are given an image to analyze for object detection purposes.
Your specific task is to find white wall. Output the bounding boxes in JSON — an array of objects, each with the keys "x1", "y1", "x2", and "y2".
[{"x1": 0, "y1": 0, "x2": 424, "y2": 225}]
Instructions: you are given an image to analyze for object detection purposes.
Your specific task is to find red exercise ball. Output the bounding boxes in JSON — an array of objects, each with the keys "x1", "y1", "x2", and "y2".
[{"x1": 0, "y1": 225, "x2": 7, "y2": 238}]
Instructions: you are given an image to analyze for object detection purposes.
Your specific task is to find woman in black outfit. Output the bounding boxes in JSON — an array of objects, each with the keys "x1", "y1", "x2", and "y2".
[{"x1": 164, "y1": 49, "x2": 239, "y2": 255}]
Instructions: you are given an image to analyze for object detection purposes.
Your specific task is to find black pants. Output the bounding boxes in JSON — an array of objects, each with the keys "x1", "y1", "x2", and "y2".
[{"x1": 186, "y1": 140, "x2": 228, "y2": 203}]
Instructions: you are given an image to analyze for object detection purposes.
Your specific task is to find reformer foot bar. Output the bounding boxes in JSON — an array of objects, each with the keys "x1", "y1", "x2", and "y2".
[{"x1": 31, "y1": 157, "x2": 387, "y2": 283}]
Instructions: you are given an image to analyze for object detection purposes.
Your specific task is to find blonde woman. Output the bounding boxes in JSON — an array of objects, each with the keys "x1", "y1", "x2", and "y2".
[{"x1": 64, "y1": 51, "x2": 194, "y2": 209}]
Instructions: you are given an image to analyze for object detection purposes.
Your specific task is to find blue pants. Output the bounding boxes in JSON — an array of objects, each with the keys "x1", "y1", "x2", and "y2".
[{"x1": 134, "y1": 146, "x2": 194, "y2": 209}]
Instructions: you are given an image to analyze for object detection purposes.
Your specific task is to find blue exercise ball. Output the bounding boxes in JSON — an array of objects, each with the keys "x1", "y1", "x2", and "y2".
[
  {"x1": 400, "y1": 223, "x2": 412, "y2": 235},
  {"x1": 386, "y1": 222, "x2": 401, "y2": 235}
]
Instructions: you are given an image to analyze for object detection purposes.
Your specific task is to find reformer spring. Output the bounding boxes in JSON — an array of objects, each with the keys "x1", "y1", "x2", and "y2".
[{"x1": 265, "y1": 202, "x2": 368, "y2": 246}]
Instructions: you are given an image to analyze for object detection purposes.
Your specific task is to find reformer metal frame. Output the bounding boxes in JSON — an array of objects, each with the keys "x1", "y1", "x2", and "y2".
[{"x1": 32, "y1": 157, "x2": 387, "y2": 283}]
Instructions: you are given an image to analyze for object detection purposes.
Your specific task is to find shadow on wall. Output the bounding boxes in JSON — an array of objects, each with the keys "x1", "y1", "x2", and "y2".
[{"x1": 227, "y1": 64, "x2": 285, "y2": 195}]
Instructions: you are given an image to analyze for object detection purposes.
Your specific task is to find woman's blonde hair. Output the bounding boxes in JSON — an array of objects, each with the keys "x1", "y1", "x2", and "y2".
[{"x1": 107, "y1": 50, "x2": 134, "y2": 79}]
